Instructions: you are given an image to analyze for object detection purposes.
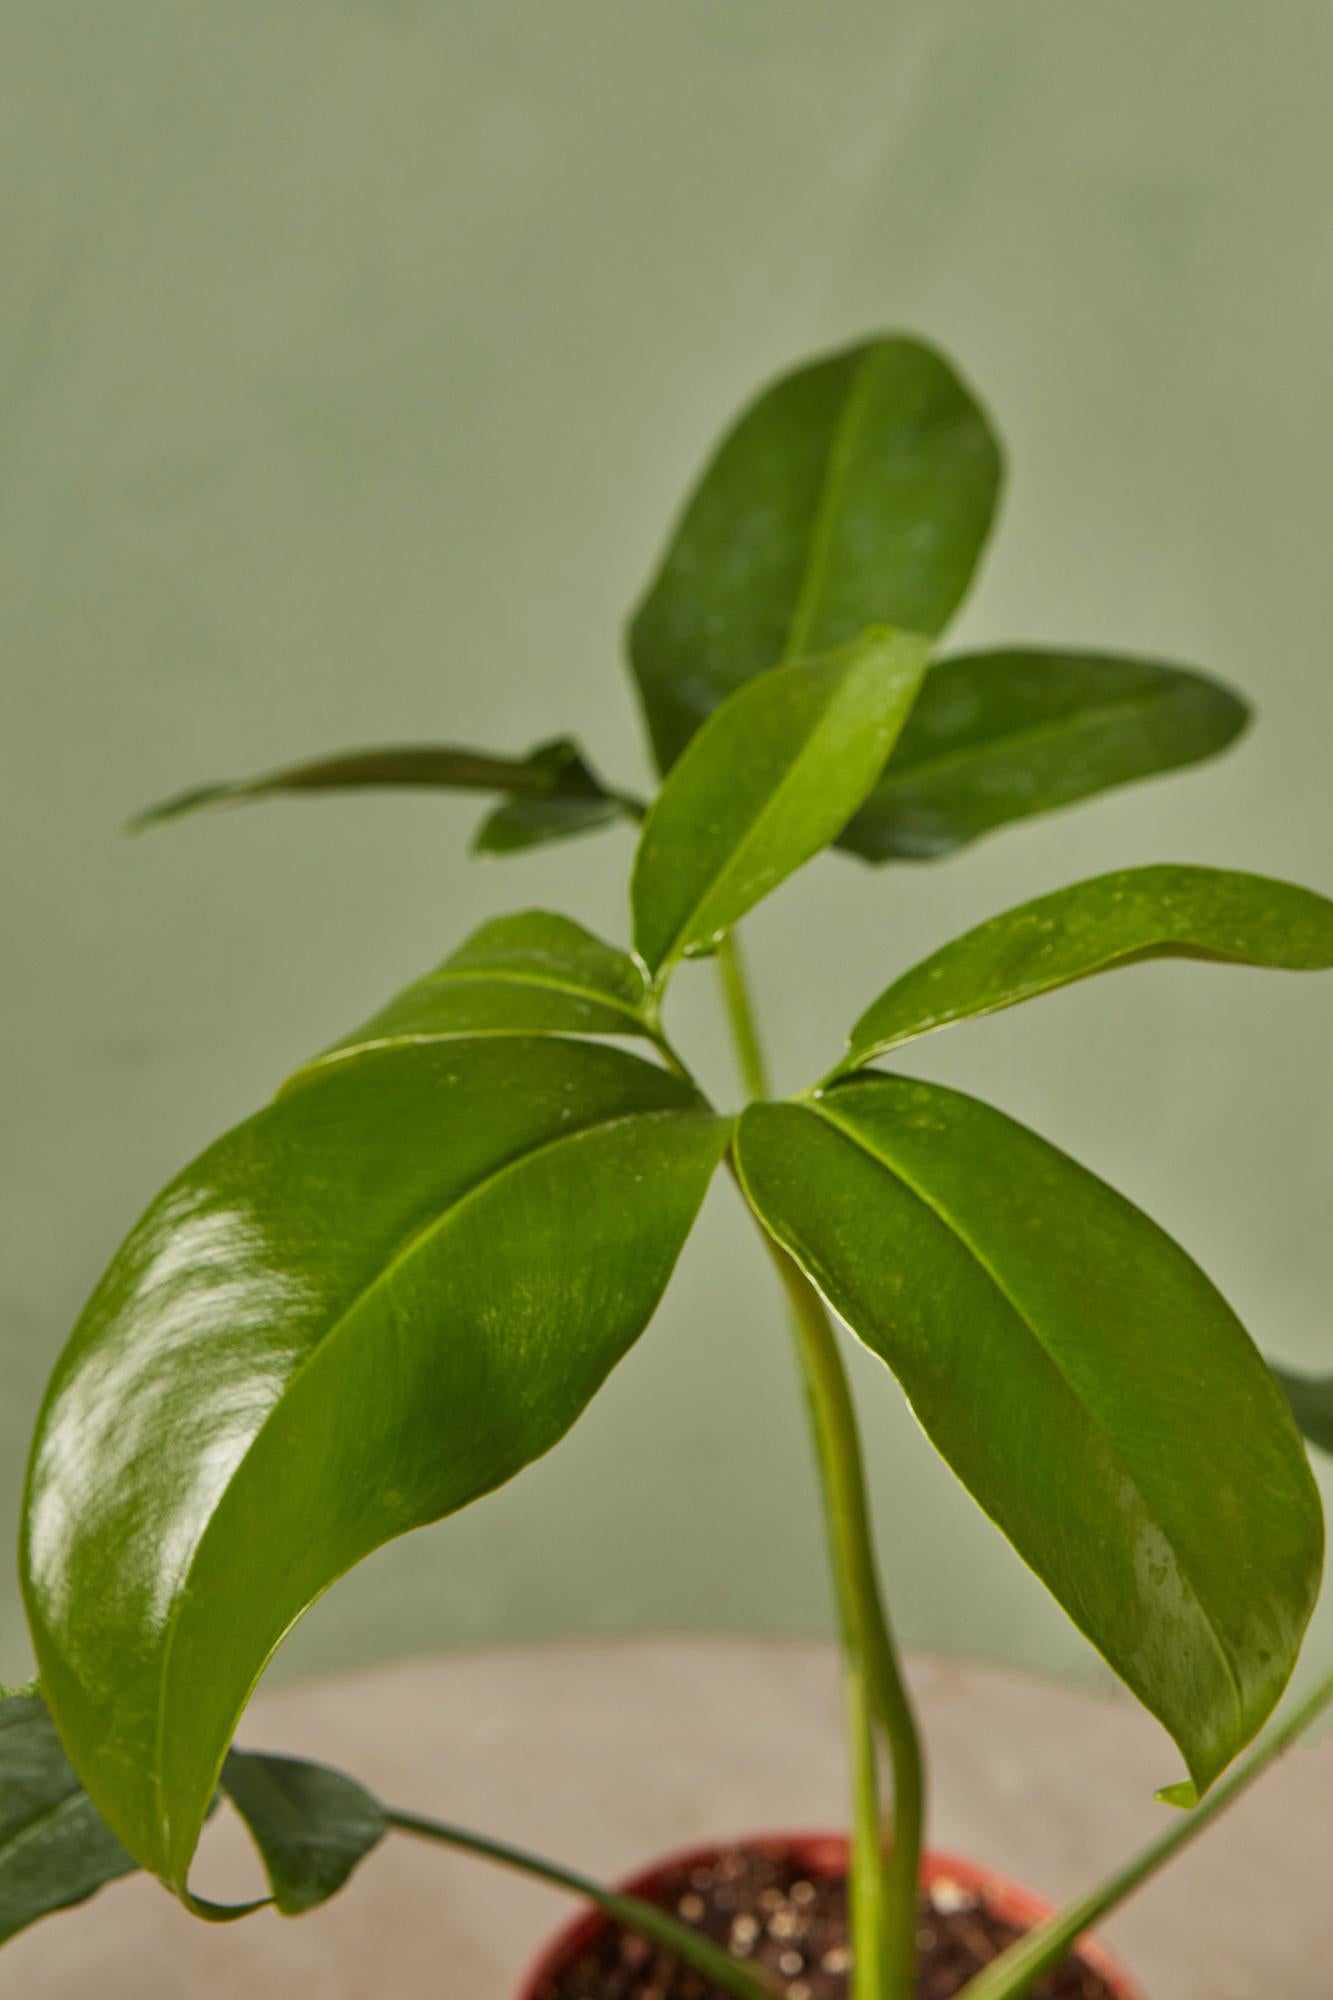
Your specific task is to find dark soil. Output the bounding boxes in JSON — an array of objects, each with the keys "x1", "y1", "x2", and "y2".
[{"x1": 535, "y1": 1848, "x2": 1118, "y2": 2000}]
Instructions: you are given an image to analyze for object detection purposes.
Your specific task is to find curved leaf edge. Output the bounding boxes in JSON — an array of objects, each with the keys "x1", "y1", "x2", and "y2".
[
  {"x1": 0, "y1": 1688, "x2": 386, "y2": 1940},
  {"x1": 128, "y1": 737, "x2": 641, "y2": 837},
  {"x1": 24, "y1": 1045, "x2": 731, "y2": 1893},
  {"x1": 280, "y1": 919, "x2": 669, "y2": 1093},
  {"x1": 830, "y1": 863, "x2": 1333, "y2": 1078},
  {"x1": 837, "y1": 651, "x2": 1253, "y2": 868},
  {"x1": 732, "y1": 1086, "x2": 1322, "y2": 1800}
]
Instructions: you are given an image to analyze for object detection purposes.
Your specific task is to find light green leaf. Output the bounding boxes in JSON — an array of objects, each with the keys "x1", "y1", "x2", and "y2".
[
  {"x1": 22, "y1": 1039, "x2": 729, "y2": 1893},
  {"x1": 842, "y1": 866, "x2": 1333, "y2": 1067},
  {"x1": 631, "y1": 629, "x2": 929, "y2": 975},
  {"x1": 220, "y1": 1751, "x2": 385, "y2": 1917},
  {"x1": 293, "y1": 911, "x2": 654, "y2": 1083},
  {"x1": 1273, "y1": 1367, "x2": 1333, "y2": 1457},
  {"x1": 736, "y1": 1075, "x2": 1323, "y2": 1796},
  {"x1": 130, "y1": 736, "x2": 627, "y2": 834},
  {"x1": 629, "y1": 337, "x2": 1001, "y2": 772},
  {"x1": 839, "y1": 650, "x2": 1250, "y2": 863}
]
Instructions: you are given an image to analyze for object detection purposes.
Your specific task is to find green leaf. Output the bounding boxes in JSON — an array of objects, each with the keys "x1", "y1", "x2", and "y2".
[
  {"x1": 473, "y1": 792, "x2": 631, "y2": 854},
  {"x1": 839, "y1": 650, "x2": 1250, "y2": 863},
  {"x1": 631, "y1": 629, "x2": 929, "y2": 975},
  {"x1": 0, "y1": 1692, "x2": 137, "y2": 1944},
  {"x1": 293, "y1": 911, "x2": 654, "y2": 1082},
  {"x1": 0, "y1": 1690, "x2": 387, "y2": 1942},
  {"x1": 1273, "y1": 1367, "x2": 1333, "y2": 1457},
  {"x1": 629, "y1": 337, "x2": 1001, "y2": 772},
  {"x1": 736, "y1": 1075, "x2": 1323, "y2": 1797},
  {"x1": 842, "y1": 866, "x2": 1333, "y2": 1067},
  {"x1": 23, "y1": 1038, "x2": 729, "y2": 1893},
  {"x1": 130, "y1": 736, "x2": 628, "y2": 834},
  {"x1": 220, "y1": 1751, "x2": 385, "y2": 1916}
]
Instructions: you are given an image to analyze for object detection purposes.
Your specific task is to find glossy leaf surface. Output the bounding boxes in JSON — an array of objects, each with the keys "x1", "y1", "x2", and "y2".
[
  {"x1": 844, "y1": 866, "x2": 1333, "y2": 1066},
  {"x1": 632, "y1": 629, "x2": 928, "y2": 974},
  {"x1": 629, "y1": 337, "x2": 1001, "y2": 771},
  {"x1": 131, "y1": 736, "x2": 620, "y2": 832},
  {"x1": 23, "y1": 1040, "x2": 728, "y2": 1891},
  {"x1": 296, "y1": 911, "x2": 653, "y2": 1081},
  {"x1": 0, "y1": 1692, "x2": 136, "y2": 1944},
  {"x1": 1273, "y1": 1368, "x2": 1333, "y2": 1457},
  {"x1": 840, "y1": 650, "x2": 1249, "y2": 862},
  {"x1": 220, "y1": 1750, "x2": 385, "y2": 1916},
  {"x1": 736, "y1": 1076, "x2": 1322, "y2": 1795}
]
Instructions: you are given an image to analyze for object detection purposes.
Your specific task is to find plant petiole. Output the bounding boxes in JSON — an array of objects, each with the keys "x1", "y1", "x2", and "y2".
[{"x1": 385, "y1": 1808, "x2": 782, "y2": 2000}]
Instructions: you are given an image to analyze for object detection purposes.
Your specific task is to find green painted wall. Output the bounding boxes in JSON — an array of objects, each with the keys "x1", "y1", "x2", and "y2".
[{"x1": 4, "y1": 1, "x2": 1331, "y2": 1715}]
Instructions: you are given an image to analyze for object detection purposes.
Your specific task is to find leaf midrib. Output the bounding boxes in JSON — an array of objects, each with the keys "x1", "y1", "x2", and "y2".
[
  {"x1": 151, "y1": 1093, "x2": 716, "y2": 1865},
  {"x1": 291, "y1": 969, "x2": 651, "y2": 1086},
  {"x1": 854, "y1": 938, "x2": 1254, "y2": 1062},
  {"x1": 0, "y1": 1783, "x2": 99, "y2": 1870},
  {"x1": 653, "y1": 664, "x2": 863, "y2": 968},
  {"x1": 781, "y1": 348, "x2": 878, "y2": 663},
  {"x1": 802, "y1": 1092, "x2": 1247, "y2": 1748},
  {"x1": 864, "y1": 679, "x2": 1202, "y2": 799},
  {"x1": 424, "y1": 964, "x2": 647, "y2": 1023}
]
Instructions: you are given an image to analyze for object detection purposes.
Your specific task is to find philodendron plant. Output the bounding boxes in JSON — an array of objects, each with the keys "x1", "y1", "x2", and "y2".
[{"x1": 7, "y1": 337, "x2": 1333, "y2": 2000}]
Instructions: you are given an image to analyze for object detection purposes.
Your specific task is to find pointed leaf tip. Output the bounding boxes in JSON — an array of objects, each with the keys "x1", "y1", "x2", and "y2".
[
  {"x1": 840, "y1": 649, "x2": 1250, "y2": 863},
  {"x1": 630, "y1": 335, "x2": 1001, "y2": 772},
  {"x1": 736, "y1": 1076, "x2": 1322, "y2": 1794},
  {"x1": 843, "y1": 865, "x2": 1333, "y2": 1067},
  {"x1": 632, "y1": 628, "x2": 929, "y2": 974},
  {"x1": 23, "y1": 1039, "x2": 728, "y2": 1886}
]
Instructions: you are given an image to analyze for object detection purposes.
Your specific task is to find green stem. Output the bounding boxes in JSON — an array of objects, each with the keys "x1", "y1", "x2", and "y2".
[
  {"x1": 386, "y1": 1808, "x2": 780, "y2": 2000},
  {"x1": 717, "y1": 933, "x2": 771, "y2": 1104},
  {"x1": 958, "y1": 1666, "x2": 1333, "y2": 2000},
  {"x1": 716, "y1": 930, "x2": 925, "y2": 2000}
]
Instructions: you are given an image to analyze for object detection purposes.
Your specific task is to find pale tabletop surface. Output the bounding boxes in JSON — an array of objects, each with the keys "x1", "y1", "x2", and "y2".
[{"x1": 11, "y1": 1639, "x2": 1329, "y2": 1998}]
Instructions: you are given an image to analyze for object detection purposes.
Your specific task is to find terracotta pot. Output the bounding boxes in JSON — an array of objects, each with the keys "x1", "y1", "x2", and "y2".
[{"x1": 516, "y1": 1832, "x2": 1144, "y2": 1999}]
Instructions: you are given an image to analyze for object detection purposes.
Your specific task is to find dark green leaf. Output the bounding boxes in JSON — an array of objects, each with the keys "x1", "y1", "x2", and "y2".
[
  {"x1": 130, "y1": 736, "x2": 626, "y2": 833},
  {"x1": 840, "y1": 650, "x2": 1250, "y2": 863},
  {"x1": 842, "y1": 866, "x2": 1333, "y2": 1067},
  {"x1": 23, "y1": 1039, "x2": 729, "y2": 1892},
  {"x1": 629, "y1": 337, "x2": 1001, "y2": 771},
  {"x1": 0, "y1": 1690, "x2": 388, "y2": 1942},
  {"x1": 220, "y1": 1751, "x2": 385, "y2": 1916},
  {"x1": 473, "y1": 792, "x2": 631, "y2": 854},
  {"x1": 1273, "y1": 1367, "x2": 1333, "y2": 1457},
  {"x1": 293, "y1": 911, "x2": 654, "y2": 1082},
  {"x1": 632, "y1": 629, "x2": 929, "y2": 975},
  {"x1": 736, "y1": 1076, "x2": 1322, "y2": 1797},
  {"x1": 0, "y1": 1692, "x2": 137, "y2": 1944}
]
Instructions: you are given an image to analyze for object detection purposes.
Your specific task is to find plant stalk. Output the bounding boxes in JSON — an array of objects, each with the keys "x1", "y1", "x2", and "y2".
[
  {"x1": 716, "y1": 930, "x2": 925, "y2": 2000},
  {"x1": 956, "y1": 1666, "x2": 1333, "y2": 2000},
  {"x1": 386, "y1": 1808, "x2": 781, "y2": 2000}
]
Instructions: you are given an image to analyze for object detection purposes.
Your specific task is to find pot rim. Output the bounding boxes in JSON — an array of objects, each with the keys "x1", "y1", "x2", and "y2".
[{"x1": 514, "y1": 1830, "x2": 1144, "y2": 2000}]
